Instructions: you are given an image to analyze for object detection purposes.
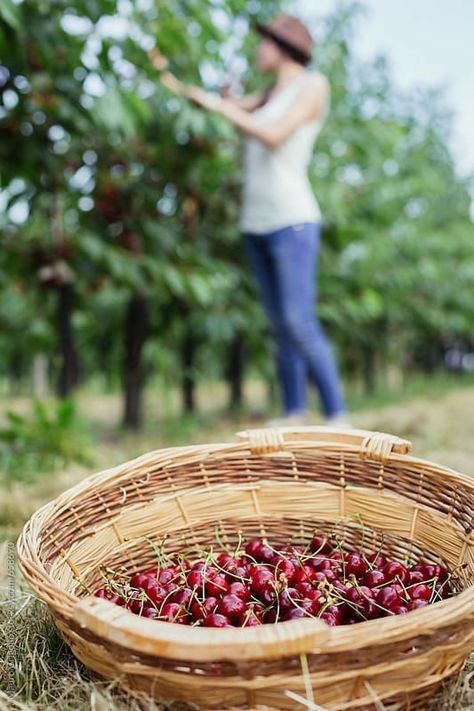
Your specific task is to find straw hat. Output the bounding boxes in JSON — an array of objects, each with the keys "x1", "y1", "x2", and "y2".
[{"x1": 256, "y1": 14, "x2": 314, "y2": 65}]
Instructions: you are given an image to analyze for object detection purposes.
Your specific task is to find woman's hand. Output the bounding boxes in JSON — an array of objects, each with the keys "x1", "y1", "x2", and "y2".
[
  {"x1": 148, "y1": 48, "x2": 168, "y2": 72},
  {"x1": 147, "y1": 48, "x2": 185, "y2": 95}
]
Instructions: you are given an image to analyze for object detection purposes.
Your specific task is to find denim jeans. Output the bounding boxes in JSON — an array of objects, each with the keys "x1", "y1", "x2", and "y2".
[{"x1": 244, "y1": 223, "x2": 345, "y2": 417}]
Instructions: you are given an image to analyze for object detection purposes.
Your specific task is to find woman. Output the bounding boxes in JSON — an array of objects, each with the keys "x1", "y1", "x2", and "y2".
[{"x1": 151, "y1": 14, "x2": 348, "y2": 426}]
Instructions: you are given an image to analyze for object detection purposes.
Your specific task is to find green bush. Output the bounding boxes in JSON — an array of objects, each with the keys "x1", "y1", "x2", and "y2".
[{"x1": 0, "y1": 399, "x2": 92, "y2": 483}]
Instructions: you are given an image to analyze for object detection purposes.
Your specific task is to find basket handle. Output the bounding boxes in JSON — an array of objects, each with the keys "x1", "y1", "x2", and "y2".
[
  {"x1": 74, "y1": 596, "x2": 330, "y2": 662},
  {"x1": 236, "y1": 426, "x2": 412, "y2": 461}
]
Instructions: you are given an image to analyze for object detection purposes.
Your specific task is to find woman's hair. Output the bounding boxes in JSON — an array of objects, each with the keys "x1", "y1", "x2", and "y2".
[
  {"x1": 256, "y1": 16, "x2": 313, "y2": 67},
  {"x1": 260, "y1": 29, "x2": 311, "y2": 67}
]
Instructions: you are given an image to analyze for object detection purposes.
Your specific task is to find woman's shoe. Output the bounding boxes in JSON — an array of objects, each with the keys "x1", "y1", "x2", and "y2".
[{"x1": 324, "y1": 412, "x2": 351, "y2": 429}]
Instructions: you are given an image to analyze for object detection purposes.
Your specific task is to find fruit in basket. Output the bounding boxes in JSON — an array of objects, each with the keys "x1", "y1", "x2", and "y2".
[{"x1": 93, "y1": 532, "x2": 458, "y2": 628}]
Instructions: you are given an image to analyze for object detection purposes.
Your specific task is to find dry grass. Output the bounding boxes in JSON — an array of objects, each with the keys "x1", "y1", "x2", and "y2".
[{"x1": 1, "y1": 379, "x2": 474, "y2": 709}]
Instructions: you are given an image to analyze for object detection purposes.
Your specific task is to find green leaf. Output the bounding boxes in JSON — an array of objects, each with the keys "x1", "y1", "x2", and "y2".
[{"x1": 0, "y1": 0, "x2": 22, "y2": 31}]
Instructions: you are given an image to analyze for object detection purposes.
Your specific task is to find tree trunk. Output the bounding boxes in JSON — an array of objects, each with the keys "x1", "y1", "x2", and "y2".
[
  {"x1": 181, "y1": 328, "x2": 197, "y2": 414},
  {"x1": 123, "y1": 294, "x2": 149, "y2": 429},
  {"x1": 56, "y1": 285, "x2": 79, "y2": 398},
  {"x1": 8, "y1": 350, "x2": 24, "y2": 395},
  {"x1": 226, "y1": 333, "x2": 245, "y2": 411}
]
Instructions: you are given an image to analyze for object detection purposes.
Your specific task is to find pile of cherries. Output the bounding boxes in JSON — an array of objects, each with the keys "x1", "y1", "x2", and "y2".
[{"x1": 94, "y1": 534, "x2": 456, "y2": 628}]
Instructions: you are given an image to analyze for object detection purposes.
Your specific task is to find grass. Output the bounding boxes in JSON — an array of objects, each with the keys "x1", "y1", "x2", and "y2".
[{"x1": 1, "y1": 373, "x2": 474, "y2": 709}]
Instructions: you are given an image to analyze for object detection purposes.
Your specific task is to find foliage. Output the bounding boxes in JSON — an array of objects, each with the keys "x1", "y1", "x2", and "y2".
[
  {"x1": 0, "y1": 0, "x2": 473, "y2": 414},
  {"x1": 0, "y1": 399, "x2": 92, "y2": 483}
]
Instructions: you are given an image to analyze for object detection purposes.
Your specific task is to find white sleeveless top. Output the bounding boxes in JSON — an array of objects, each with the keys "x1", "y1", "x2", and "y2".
[{"x1": 240, "y1": 73, "x2": 325, "y2": 234}]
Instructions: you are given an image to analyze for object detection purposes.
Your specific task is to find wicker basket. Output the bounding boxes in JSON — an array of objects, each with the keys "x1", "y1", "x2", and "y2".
[{"x1": 17, "y1": 426, "x2": 474, "y2": 710}]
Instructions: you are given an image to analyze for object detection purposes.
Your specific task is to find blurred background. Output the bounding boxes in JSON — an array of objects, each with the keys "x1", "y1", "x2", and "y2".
[{"x1": 1, "y1": 0, "x2": 474, "y2": 524}]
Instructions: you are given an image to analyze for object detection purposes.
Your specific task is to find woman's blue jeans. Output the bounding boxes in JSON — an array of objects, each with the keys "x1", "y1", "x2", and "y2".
[{"x1": 244, "y1": 223, "x2": 345, "y2": 417}]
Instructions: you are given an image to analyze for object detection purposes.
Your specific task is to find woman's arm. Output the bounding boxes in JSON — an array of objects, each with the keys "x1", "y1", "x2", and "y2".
[
  {"x1": 187, "y1": 75, "x2": 329, "y2": 150},
  {"x1": 148, "y1": 49, "x2": 329, "y2": 150},
  {"x1": 148, "y1": 48, "x2": 264, "y2": 110},
  {"x1": 220, "y1": 88, "x2": 265, "y2": 112}
]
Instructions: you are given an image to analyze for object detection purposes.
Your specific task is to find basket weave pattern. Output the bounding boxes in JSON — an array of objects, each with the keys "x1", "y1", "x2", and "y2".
[{"x1": 17, "y1": 427, "x2": 474, "y2": 710}]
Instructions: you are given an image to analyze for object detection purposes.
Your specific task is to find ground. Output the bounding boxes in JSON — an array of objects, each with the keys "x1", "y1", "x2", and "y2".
[{"x1": 1, "y1": 377, "x2": 473, "y2": 709}]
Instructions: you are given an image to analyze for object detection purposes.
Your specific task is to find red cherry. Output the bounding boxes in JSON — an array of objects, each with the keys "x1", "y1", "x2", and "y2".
[
  {"x1": 130, "y1": 573, "x2": 152, "y2": 589},
  {"x1": 278, "y1": 588, "x2": 301, "y2": 612},
  {"x1": 145, "y1": 582, "x2": 166, "y2": 606},
  {"x1": 414, "y1": 563, "x2": 448, "y2": 583},
  {"x1": 313, "y1": 569, "x2": 338, "y2": 584},
  {"x1": 264, "y1": 608, "x2": 279, "y2": 623},
  {"x1": 142, "y1": 567, "x2": 159, "y2": 578},
  {"x1": 408, "y1": 599, "x2": 429, "y2": 611},
  {"x1": 383, "y1": 562, "x2": 409, "y2": 584},
  {"x1": 408, "y1": 570, "x2": 425, "y2": 585},
  {"x1": 142, "y1": 606, "x2": 158, "y2": 619},
  {"x1": 247, "y1": 602, "x2": 265, "y2": 619},
  {"x1": 259, "y1": 582, "x2": 278, "y2": 605},
  {"x1": 158, "y1": 569, "x2": 176, "y2": 585},
  {"x1": 202, "y1": 566, "x2": 218, "y2": 579},
  {"x1": 295, "y1": 581, "x2": 313, "y2": 597},
  {"x1": 206, "y1": 574, "x2": 229, "y2": 597},
  {"x1": 345, "y1": 585, "x2": 374, "y2": 606},
  {"x1": 217, "y1": 594, "x2": 247, "y2": 621},
  {"x1": 367, "y1": 552, "x2": 387, "y2": 569},
  {"x1": 361, "y1": 601, "x2": 380, "y2": 620},
  {"x1": 164, "y1": 582, "x2": 179, "y2": 595},
  {"x1": 245, "y1": 541, "x2": 273, "y2": 564},
  {"x1": 363, "y1": 570, "x2": 386, "y2": 588},
  {"x1": 325, "y1": 604, "x2": 346, "y2": 624},
  {"x1": 190, "y1": 597, "x2": 218, "y2": 621},
  {"x1": 170, "y1": 587, "x2": 194, "y2": 606},
  {"x1": 434, "y1": 581, "x2": 452, "y2": 600},
  {"x1": 191, "y1": 561, "x2": 207, "y2": 572},
  {"x1": 202, "y1": 613, "x2": 231, "y2": 628},
  {"x1": 216, "y1": 552, "x2": 233, "y2": 567},
  {"x1": 94, "y1": 588, "x2": 124, "y2": 605},
  {"x1": 271, "y1": 557, "x2": 297, "y2": 584},
  {"x1": 160, "y1": 603, "x2": 187, "y2": 624},
  {"x1": 245, "y1": 539, "x2": 262, "y2": 559},
  {"x1": 321, "y1": 611, "x2": 339, "y2": 626},
  {"x1": 227, "y1": 582, "x2": 251, "y2": 601},
  {"x1": 283, "y1": 607, "x2": 307, "y2": 621},
  {"x1": 249, "y1": 568, "x2": 274, "y2": 597},
  {"x1": 94, "y1": 587, "x2": 110, "y2": 599},
  {"x1": 412, "y1": 563, "x2": 437, "y2": 580},
  {"x1": 332, "y1": 579, "x2": 347, "y2": 595},
  {"x1": 261, "y1": 545, "x2": 277, "y2": 564},
  {"x1": 309, "y1": 554, "x2": 330, "y2": 571},
  {"x1": 408, "y1": 584, "x2": 431, "y2": 601},
  {"x1": 345, "y1": 552, "x2": 369, "y2": 577},
  {"x1": 434, "y1": 565, "x2": 449, "y2": 583},
  {"x1": 234, "y1": 565, "x2": 249, "y2": 579},
  {"x1": 309, "y1": 596, "x2": 323, "y2": 615},
  {"x1": 293, "y1": 565, "x2": 315, "y2": 584},
  {"x1": 140, "y1": 576, "x2": 162, "y2": 593},
  {"x1": 390, "y1": 604, "x2": 408, "y2": 615},
  {"x1": 249, "y1": 565, "x2": 272, "y2": 580},
  {"x1": 238, "y1": 612, "x2": 261, "y2": 627},
  {"x1": 376, "y1": 585, "x2": 401, "y2": 610},
  {"x1": 187, "y1": 570, "x2": 204, "y2": 588},
  {"x1": 126, "y1": 590, "x2": 146, "y2": 614},
  {"x1": 310, "y1": 534, "x2": 332, "y2": 554}
]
